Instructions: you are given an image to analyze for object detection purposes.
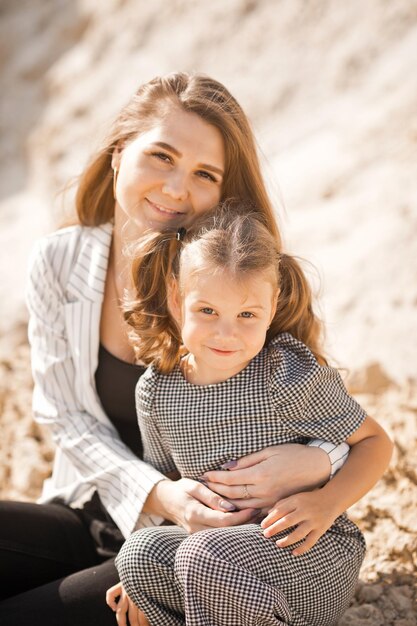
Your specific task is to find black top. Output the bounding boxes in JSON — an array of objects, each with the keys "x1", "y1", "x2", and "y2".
[
  {"x1": 95, "y1": 343, "x2": 146, "y2": 459},
  {"x1": 78, "y1": 344, "x2": 146, "y2": 556}
]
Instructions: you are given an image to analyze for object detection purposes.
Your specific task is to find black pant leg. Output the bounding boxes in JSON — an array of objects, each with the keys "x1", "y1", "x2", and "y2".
[
  {"x1": 0, "y1": 500, "x2": 100, "y2": 599},
  {"x1": 0, "y1": 500, "x2": 121, "y2": 625},
  {"x1": 0, "y1": 557, "x2": 119, "y2": 626}
]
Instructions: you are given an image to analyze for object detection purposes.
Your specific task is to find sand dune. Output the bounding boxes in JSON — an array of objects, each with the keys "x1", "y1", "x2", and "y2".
[{"x1": 1, "y1": 1, "x2": 416, "y2": 622}]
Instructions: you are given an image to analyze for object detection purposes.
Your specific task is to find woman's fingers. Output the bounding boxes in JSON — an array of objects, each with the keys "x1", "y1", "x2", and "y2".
[
  {"x1": 222, "y1": 449, "x2": 270, "y2": 470},
  {"x1": 187, "y1": 500, "x2": 259, "y2": 531},
  {"x1": 165, "y1": 478, "x2": 259, "y2": 533},
  {"x1": 202, "y1": 465, "x2": 259, "y2": 486},
  {"x1": 188, "y1": 479, "x2": 239, "y2": 513},
  {"x1": 203, "y1": 480, "x2": 256, "y2": 500}
]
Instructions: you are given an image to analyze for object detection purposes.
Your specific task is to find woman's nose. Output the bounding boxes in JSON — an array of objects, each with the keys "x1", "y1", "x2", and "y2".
[{"x1": 162, "y1": 172, "x2": 189, "y2": 201}]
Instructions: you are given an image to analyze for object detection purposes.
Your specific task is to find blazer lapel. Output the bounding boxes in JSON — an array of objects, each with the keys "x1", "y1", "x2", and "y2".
[
  {"x1": 65, "y1": 223, "x2": 113, "y2": 424},
  {"x1": 66, "y1": 223, "x2": 113, "y2": 303}
]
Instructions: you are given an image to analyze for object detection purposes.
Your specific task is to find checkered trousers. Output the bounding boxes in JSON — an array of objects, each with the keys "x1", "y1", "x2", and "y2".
[{"x1": 116, "y1": 519, "x2": 365, "y2": 626}]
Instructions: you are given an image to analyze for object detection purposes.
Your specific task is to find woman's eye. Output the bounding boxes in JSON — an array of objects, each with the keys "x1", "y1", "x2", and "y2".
[
  {"x1": 200, "y1": 307, "x2": 215, "y2": 315},
  {"x1": 152, "y1": 152, "x2": 172, "y2": 164},
  {"x1": 240, "y1": 311, "x2": 254, "y2": 318},
  {"x1": 196, "y1": 170, "x2": 217, "y2": 183}
]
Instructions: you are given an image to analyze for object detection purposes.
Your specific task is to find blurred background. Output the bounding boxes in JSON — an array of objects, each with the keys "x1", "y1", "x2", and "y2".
[{"x1": 0, "y1": 1, "x2": 416, "y2": 623}]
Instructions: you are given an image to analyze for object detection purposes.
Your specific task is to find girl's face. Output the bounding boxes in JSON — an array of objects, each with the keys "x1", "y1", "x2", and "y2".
[
  {"x1": 170, "y1": 267, "x2": 277, "y2": 385},
  {"x1": 112, "y1": 105, "x2": 225, "y2": 240}
]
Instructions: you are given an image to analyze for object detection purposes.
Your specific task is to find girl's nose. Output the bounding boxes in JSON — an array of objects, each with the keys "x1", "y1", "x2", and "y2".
[{"x1": 214, "y1": 320, "x2": 235, "y2": 339}]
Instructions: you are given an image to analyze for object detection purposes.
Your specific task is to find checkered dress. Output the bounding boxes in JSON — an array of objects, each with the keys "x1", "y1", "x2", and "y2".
[{"x1": 116, "y1": 333, "x2": 366, "y2": 626}]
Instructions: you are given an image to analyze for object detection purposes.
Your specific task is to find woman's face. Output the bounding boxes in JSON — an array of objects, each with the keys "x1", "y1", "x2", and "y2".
[{"x1": 112, "y1": 105, "x2": 225, "y2": 239}]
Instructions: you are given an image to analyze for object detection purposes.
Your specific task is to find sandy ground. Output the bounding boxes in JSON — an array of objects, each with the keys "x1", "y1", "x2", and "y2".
[
  {"x1": 1, "y1": 334, "x2": 415, "y2": 623},
  {"x1": 1, "y1": 0, "x2": 416, "y2": 623}
]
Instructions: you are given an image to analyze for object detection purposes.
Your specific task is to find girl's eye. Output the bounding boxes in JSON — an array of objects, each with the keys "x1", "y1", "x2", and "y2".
[
  {"x1": 200, "y1": 307, "x2": 215, "y2": 315},
  {"x1": 240, "y1": 311, "x2": 254, "y2": 318},
  {"x1": 196, "y1": 170, "x2": 217, "y2": 183}
]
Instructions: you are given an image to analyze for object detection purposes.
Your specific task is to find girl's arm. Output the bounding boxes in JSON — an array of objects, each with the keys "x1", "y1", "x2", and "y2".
[{"x1": 261, "y1": 415, "x2": 393, "y2": 554}]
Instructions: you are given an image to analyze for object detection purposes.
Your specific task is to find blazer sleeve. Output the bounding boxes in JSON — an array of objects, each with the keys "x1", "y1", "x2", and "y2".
[{"x1": 26, "y1": 236, "x2": 165, "y2": 539}]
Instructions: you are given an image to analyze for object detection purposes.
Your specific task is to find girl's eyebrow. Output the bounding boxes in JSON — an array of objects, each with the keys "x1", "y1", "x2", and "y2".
[{"x1": 151, "y1": 141, "x2": 224, "y2": 176}]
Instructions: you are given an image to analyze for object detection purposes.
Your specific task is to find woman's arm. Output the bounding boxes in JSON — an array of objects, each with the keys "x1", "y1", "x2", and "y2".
[
  {"x1": 261, "y1": 416, "x2": 393, "y2": 554},
  {"x1": 27, "y1": 236, "x2": 165, "y2": 538},
  {"x1": 200, "y1": 440, "x2": 349, "y2": 511}
]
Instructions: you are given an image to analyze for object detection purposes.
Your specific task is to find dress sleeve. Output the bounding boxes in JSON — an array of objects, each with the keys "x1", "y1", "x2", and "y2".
[
  {"x1": 269, "y1": 334, "x2": 366, "y2": 445},
  {"x1": 136, "y1": 367, "x2": 178, "y2": 476},
  {"x1": 27, "y1": 237, "x2": 165, "y2": 539}
]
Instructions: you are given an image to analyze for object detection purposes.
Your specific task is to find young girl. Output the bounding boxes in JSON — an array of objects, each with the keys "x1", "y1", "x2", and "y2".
[{"x1": 113, "y1": 203, "x2": 393, "y2": 626}]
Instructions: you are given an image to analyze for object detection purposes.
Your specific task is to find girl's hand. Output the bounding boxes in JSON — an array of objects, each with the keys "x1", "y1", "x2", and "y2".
[
  {"x1": 106, "y1": 582, "x2": 150, "y2": 626},
  {"x1": 145, "y1": 477, "x2": 259, "y2": 534},
  {"x1": 201, "y1": 444, "x2": 331, "y2": 510},
  {"x1": 260, "y1": 490, "x2": 338, "y2": 555}
]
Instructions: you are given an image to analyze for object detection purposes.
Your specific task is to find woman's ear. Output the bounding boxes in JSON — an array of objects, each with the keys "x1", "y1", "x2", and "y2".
[
  {"x1": 167, "y1": 278, "x2": 182, "y2": 325},
  {"x1": 111, "y1": 145, "x2": 122, "y2": 171}
]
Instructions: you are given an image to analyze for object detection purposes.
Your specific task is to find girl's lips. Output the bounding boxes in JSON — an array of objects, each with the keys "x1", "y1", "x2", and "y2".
[
  {"x1": 209, "y1": 347, "x2": 238, "y2": 356},
  {"x1": 146, "y1": 198, "x2": 184, "y2": 216}
]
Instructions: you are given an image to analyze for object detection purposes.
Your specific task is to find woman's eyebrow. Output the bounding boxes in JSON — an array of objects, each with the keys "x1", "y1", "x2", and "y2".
[
  {"x1": 152, "y1": 142, "x2": 224, "y2": 176},
  {"x1": 153, "y1": 141, "x2": 181, "y2": 156}
]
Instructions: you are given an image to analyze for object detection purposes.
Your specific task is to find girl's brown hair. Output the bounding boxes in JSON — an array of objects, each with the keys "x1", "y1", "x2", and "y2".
[
  {"x1": 125, "y1": 201, "x2": 325, "y2": 373},
  {"x1": 75, "y1": 72, "x2": 281, "y2": 246}
]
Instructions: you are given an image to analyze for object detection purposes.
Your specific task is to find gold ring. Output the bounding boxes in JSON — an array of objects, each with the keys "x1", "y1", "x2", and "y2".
[{"x1": 242, "y1": 484, "x2": 251, "y2": 499}]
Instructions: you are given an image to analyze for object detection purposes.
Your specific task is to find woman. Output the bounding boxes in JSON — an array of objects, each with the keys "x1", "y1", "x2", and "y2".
[{"x1": 0, "y1": 73, "x2": 347, "y2": 625}]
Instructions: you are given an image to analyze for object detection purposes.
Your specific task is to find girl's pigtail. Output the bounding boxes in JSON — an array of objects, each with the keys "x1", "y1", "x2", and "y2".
[
  {"x1": 124, "y1": 231, "x2": 183, "y2": 373},
  {"x1": 268, "y1": 254, "x2": 326, "y2": 364}
]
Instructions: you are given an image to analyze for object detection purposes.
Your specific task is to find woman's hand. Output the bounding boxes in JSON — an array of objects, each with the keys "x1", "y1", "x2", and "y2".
[
  {"x1": 144, "y1": 477, "x2": 259, "y2": 534},
  {"x1": 260, "y1": 490, "x2": 338, "y2": 555},
  {"x1": 201, "y1": 444, "x2": 331, "y2": 510},
  {"x1": 106, "y1": 582, "x2": 150, "y2": 626}
]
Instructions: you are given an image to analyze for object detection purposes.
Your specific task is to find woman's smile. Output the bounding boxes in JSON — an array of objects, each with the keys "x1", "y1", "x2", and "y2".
[{"x1": 146, "y1": 198, "x2": 186, "y2": 217}]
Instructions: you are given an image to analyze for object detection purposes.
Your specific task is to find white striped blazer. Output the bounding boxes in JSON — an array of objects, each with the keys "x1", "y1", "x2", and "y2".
[{"x1": 26, "y1": 222, "x2": 164, "y2": 538}]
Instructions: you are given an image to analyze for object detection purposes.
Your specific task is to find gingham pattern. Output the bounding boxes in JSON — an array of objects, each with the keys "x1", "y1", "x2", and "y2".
[
  {"x1": 117, "y1": 520, "x2": 364, "y2": 626},
  {"x1": 136, "y1": 333, "x2": 366, "y2": 479},
  {"x1": 119, "y1": 334, "x2": 366, "y2": 625}
]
